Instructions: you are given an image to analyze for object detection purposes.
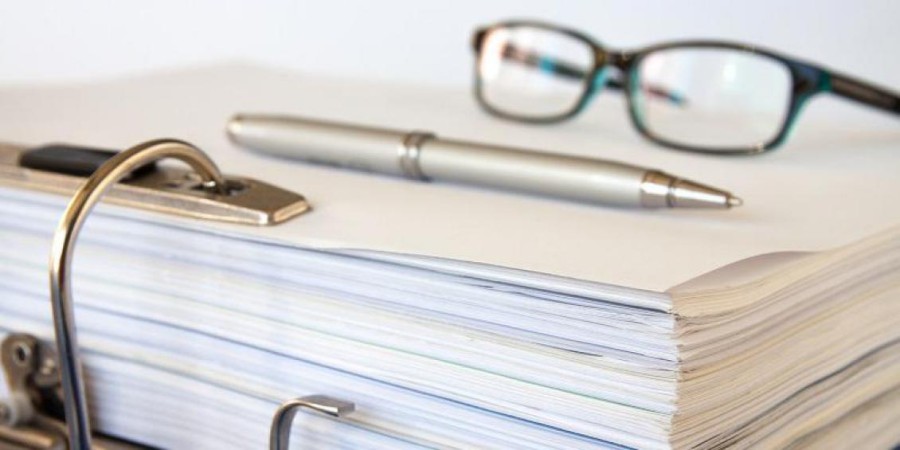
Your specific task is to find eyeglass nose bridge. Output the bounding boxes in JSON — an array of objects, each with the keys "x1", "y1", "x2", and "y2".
[
  {"x1": 583, "y1": 50, "x2": 633, "y2": 106},
  {"x1": 591, "y1": 50, "x2": 635, "y2": 77},
  {"x1": 606, "y1": 51, "x2": 635, "y2": 69}
]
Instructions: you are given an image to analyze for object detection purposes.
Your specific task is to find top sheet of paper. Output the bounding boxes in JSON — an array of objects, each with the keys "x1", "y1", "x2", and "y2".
[{"x1": 0, "y1": 64, "x2": 897, "y2": 292}]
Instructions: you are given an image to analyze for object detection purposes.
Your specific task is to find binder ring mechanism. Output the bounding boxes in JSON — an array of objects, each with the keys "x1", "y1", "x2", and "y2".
[{"x1": 0, "y1": 139, "x2": 355, "y2": 449}]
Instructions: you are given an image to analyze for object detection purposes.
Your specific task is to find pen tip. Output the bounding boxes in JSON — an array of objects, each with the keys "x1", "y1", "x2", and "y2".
[{"x1": 728, "y1": 196, "x2": 744, "y2": 208}]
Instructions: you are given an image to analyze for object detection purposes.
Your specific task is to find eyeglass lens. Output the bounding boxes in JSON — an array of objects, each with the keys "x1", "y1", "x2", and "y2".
[
  {"x1": 635, "y1": 48, "x2": 792, "y2": 151},
  {"x1": 477, "y1": 26, "x2": 595, "y2": 119}
]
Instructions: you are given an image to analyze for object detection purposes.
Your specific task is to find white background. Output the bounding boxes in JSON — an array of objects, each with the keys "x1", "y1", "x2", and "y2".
[{"x1": 1, "y1": 0, "x2": 899, "y2": 89}]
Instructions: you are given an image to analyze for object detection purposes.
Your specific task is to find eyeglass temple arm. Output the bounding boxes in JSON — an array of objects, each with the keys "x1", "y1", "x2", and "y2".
[
  {"x1": 827, "y1": 70, "x2": 900, "y2": 116},
  {"x1": 496, "y1": 44, "x2": 687, "y2": 106}
]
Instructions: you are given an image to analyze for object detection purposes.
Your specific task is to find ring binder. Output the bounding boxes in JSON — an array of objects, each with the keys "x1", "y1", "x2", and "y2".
[
  {"x1": 0, "y1": 333, "x2": 357, "y2": 449},
  {"x1": 0, "y1": 139, "x2": 355, "y2": 449}
]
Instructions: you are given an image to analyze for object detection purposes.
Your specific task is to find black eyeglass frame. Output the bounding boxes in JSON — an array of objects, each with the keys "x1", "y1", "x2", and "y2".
[{"x1": 472, "y1": 20, "x2": 900, "y2": 155}]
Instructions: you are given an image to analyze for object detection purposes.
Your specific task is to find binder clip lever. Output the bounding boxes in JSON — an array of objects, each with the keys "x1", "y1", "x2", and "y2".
[{"x1": 0, "y1": 333, "x2": 143, "y2": 450}]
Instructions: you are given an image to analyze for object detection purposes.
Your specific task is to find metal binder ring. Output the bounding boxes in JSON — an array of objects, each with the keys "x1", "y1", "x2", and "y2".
[
  {"x1": 270, "y1": 395, "x2": 355, "y2": 450},
  {"x1": 48, "y1": 139, "x2": 227, "y2": 450}
]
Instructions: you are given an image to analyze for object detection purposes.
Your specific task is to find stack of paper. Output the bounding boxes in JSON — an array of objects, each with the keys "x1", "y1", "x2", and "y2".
[{"x1": 0, "y1": 65, "x2": 898, "y2": 449}]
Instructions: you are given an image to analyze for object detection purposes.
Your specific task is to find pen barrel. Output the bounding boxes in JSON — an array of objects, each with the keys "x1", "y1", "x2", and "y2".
[
  {"x1": 229, "y1": 115, "x2": 410, "y2": 177},
  {"x1": 420, "y1": 139, "x2": 648, "y2": 207},
  {"x1": 228, "y1": 114, "x2": 737, "y2": 209}
]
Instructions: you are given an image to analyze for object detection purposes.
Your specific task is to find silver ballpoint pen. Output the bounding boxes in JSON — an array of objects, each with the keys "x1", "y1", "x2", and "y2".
[{"x1": 227, "y1": 114, "x2": 742, "y2": 209}]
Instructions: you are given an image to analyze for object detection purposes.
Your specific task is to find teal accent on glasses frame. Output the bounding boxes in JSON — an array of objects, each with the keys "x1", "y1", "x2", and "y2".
[{"x1": 472, "y1": 20, "x2": 900, "y2": 155}]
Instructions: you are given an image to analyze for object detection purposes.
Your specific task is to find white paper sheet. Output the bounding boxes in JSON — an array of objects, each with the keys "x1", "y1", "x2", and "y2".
[{"x1": 0, "y1": 63, "x2": 897, "y2": 291}]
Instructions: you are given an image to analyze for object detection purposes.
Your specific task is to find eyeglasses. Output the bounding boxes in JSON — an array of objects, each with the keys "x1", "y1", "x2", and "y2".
[{"x1": 472, "y1": 21, "x2": 900, "y2": 155}]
